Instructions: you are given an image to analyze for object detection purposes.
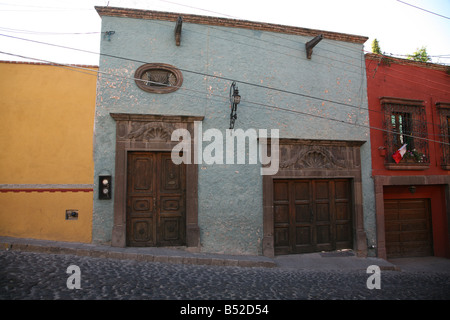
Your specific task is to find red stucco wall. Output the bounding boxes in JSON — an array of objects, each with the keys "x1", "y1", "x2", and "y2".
[
  {"x1": 366, "y1": 55, "x2": 450, "y2": 176},
  {"x1": 366, "y1": 54, "x2": 450, "y2": 258}
]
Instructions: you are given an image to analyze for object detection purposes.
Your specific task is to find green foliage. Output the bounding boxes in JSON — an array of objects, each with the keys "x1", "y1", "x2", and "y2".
[
  {"x1": 407, "y1": 46, "x2": 431, "y2": 62},
  {"x1": 371, "y1": 38, "x2": 382, "y2": 54},
  {"x1": 403, "y1": 149, "x2": 426, "y2": 163}
]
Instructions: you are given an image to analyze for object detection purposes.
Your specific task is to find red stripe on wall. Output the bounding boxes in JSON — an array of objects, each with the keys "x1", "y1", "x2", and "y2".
[{"x1": 0, "y1": 189, "x2": 93, "y2": 193}]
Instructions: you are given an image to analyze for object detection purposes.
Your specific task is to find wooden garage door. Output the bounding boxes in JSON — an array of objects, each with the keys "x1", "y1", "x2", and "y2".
[
  {"x1": 274, "y1": 179, "x2": 353, "y2": 255},
  {"x1": 384, "y1": 199, "x2": 433, "y2": 258}
]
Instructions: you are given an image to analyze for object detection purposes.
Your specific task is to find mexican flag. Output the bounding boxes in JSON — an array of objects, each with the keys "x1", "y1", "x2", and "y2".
[{"x1": 392, "y1": 144, "x2": 407, "y2": 164}]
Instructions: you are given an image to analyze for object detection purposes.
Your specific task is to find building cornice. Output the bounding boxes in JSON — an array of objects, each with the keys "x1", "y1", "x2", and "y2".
[
  {"x1": 95, "y1": 6, "x2": 368, "y2": 44},
  {"x1": 366, "y1": 53, "x2": 449, "y2": 72}
]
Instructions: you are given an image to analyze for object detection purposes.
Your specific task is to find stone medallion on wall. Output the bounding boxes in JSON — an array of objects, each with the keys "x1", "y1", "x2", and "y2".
[{"x1": 134, "y1": 63, "x2": 183, "y2": 94}]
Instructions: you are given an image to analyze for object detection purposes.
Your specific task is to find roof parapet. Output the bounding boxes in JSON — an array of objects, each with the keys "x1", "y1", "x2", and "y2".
[{"x1": 95, "y1": 6, "x2": 368, "y2": 44}]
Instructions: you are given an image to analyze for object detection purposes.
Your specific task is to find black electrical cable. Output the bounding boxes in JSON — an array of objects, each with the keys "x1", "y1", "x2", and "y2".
[
  {"x1": 2, "y1": 49, "x2": 449, "y2": 146},
  {"x1": 1, "y1": 33, "x2": 448, "y2": 136}
]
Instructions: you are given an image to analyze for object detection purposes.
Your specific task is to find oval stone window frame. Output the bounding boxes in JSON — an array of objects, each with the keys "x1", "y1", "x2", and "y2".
[{"x1": 134, "y1": 63, "x2": 183, "y2": 94}]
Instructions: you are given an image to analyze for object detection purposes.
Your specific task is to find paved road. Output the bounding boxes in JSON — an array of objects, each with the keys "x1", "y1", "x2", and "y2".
[{"x1": 1, "y1": 250, "x2": 449, "y2": 303}]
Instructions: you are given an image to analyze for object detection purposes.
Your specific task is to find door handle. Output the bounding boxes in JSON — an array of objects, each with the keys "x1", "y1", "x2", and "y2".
[{"x1": 153, "y1": 197, "x2": 157, "y2": 210}]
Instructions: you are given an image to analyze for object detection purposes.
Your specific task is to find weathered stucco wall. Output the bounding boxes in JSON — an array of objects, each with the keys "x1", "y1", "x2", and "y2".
[
  {"x1": 0, "y1": 62, "x2": 96, "y2": 243},
  {"x1": 93, "y1": 13, "x2": 375, "y2": 255}
]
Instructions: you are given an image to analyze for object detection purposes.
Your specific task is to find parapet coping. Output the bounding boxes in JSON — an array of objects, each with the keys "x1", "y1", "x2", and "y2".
[{"x1": 95, "y1": 6, "x2": 368, "y2": 44}]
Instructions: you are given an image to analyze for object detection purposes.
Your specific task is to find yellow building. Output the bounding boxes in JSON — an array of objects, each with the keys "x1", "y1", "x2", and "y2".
[{"x1": 0, "y1": 61, "x2": 98, "y2": 243}]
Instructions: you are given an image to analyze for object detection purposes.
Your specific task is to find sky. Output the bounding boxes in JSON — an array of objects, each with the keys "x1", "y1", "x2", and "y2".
[{"x1": 0, "y1": 0, "x2": 449, "y2": 66}]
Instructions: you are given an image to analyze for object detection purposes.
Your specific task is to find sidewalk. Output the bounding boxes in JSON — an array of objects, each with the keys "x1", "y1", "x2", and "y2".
[
  {"x1": 0, "y1": 236, "x2": 276, "y2": 268},
  {"x1": 1, "y1": 236, "x2": 448, "y2": 273}
]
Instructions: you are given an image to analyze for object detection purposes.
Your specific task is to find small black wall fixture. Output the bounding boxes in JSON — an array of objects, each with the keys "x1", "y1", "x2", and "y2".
[
  {"x1": 99, "y1": 175, "x2": 112, "y2": 200},
  {"x1": 175, "y1": 16, "x2": 182, "y2": 46},
  {"x1": 229, "y1": 81, "x2": 241, "y2": 129},
  {"x1": 104, "y1": 31, "x2": 115, "y2": 41},
  {"x1": 305, "y1": 34, "x2": 323, "y2": 59}
]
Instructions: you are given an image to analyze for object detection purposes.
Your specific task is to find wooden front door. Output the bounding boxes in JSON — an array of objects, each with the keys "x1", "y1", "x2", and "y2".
[
  {"x1": 384, "y1": 199, "x2": 433, "y2": 258},
  {"x1": 126, "y1": 151, "x2": 186, "y2": 247},
  {"x1": 273, "y1": 179, "x2": 353, "y2": 254}
]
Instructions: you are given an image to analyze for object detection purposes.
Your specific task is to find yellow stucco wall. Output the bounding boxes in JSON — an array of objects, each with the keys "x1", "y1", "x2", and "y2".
[
  {"x1": 0, "y1": 192, "x2": 93, "y2": 242},
  {"x1": 0, "y1": 62, "x2": 97, "y2": 243}
]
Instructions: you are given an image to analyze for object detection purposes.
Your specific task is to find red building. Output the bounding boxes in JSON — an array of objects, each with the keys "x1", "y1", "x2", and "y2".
[{"x1": 366, "y1": 53, "x2": 450, "y2": 259}]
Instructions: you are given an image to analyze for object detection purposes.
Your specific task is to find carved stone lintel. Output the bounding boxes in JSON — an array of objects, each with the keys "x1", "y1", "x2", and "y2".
[
  {"x1": 262, "y1": 139, "x2": 366, "y2": 258},
  {"x1": 280, "y1": 145, "x2": 346, "y2": 169},
  {"x1": 127, "y1": 122, "x2": 176, "y2": 141},
  {"x1": 111, "y1": 113, "x2": 204, "y2": 142}
]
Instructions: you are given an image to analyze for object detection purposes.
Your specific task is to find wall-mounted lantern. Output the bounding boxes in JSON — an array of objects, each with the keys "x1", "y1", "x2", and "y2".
[{"x1": 229, "y1": 81, "x2": 241, "y2": 129}]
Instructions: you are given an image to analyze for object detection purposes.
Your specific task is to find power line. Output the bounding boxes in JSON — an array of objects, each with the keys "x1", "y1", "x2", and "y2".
[
  {"x1": 2, "y1": 50, "x2": 449, "y2": 147},
  {"x1": 1, "y1": 4, "x2": 446, "y2": 138},
  {"x1": 144, "y1": 18, "x2": 369, "y2": 113},
  {"x1": 156, "y1": 0, "x2": 239, "y2": 19},
  {"x1": 383, "y1": 51, "x2": 450, "y2": 58},
  {"x1": 5, "y1": 22, "x2": 443, "y2": 95},
  {"x1": 3, "y1": 0, "x2": 449, "y2": 68},
  {"x1": 0, "y1": 51, "x2": 225, "y2": 101},
  {"x1": 192, "y1": 23, "x2": 365, "y2": 71},
  {"x1": 0, "y1": 26, "x2": 100, "y2": 35},
  {"x1": 0, "y1": 2, "x2": 93, "y2": 12},
  {"x1": 396, "y1": 0, "x2": 450, "y2": 20},
  {"x1": 3, "y1": 29, "x2": 447, "y2": 102},
  {"x1": 376, "y1": 69, "x2": 450, "y2": 95},
  {"x1": 2, "y1": 2, "x2": 448, "y2": 68},
  {"x1": 367, "y1": 54, "x2": 450, "y2": 89},
  {"x1": 0, "y1": 33, "x2": 363, "y2": 109},
  {"x1": 2, "y1": 33, "x2": 448, "y2": 133},
  {"x1": 166, "y1": 1, "x2": 450, "y2": 66},
  {"x1": 0, "y1": 4, "x2": 447, "y2": 139},
  {"x1": 143, "y1": 14, "x2": 368, "y2": 73},
  {"x1": 0, "y1": 7, "x2": 92, "y2": 12},
  {"x1": 0, "y1": 2, "x2": 90, "y2": 10},
  {"x1": 153, "y1": 0, "x2": 449, "y2": 65}
]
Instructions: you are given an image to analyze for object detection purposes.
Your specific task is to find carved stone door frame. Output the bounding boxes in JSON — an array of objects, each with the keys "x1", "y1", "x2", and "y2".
[
  {"x1": 110, "y1": 113, "x2": 204, "y2": 250},
  {"x1": 262, "y1": 139, "x2": 368, "y2": 258}
]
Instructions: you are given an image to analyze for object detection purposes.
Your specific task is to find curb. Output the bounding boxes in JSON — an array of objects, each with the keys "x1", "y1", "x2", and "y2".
[
  {"x1": 379, "y1": 265, "x2": 402, "y2": 272},
  {"x1": 0, "y1": 237, "x2": 277, "y2": 269}
]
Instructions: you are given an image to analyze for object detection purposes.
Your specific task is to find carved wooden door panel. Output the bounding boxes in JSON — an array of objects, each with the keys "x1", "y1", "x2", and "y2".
[
  {"x1": 274, "y1": 179, "x2": 352, "y2": 254},
  {"x1": 126, "y1": 152, "x2": 186, "y2": 247}
]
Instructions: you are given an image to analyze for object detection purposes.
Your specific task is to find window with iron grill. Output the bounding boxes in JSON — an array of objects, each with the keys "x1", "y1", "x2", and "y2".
[
  {"x1": 382, "y1": 97, "x2": 429, "y2": 165},
  {"x1": 390, "y1": 112, "x2": 413, "y2": 148},
  {"x1": 437, "y1": 102, "x2": 450, "y2": 169}
]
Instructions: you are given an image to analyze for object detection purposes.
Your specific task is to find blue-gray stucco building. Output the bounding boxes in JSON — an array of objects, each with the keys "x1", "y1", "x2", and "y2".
[{"x1": 92, "y1": 6, "x2": 376, "y2": 258}]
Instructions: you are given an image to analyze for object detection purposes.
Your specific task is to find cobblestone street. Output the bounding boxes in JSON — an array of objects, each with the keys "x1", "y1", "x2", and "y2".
[{"x1": 1, "y1": 250, "x2": 449, "y2": 302}]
